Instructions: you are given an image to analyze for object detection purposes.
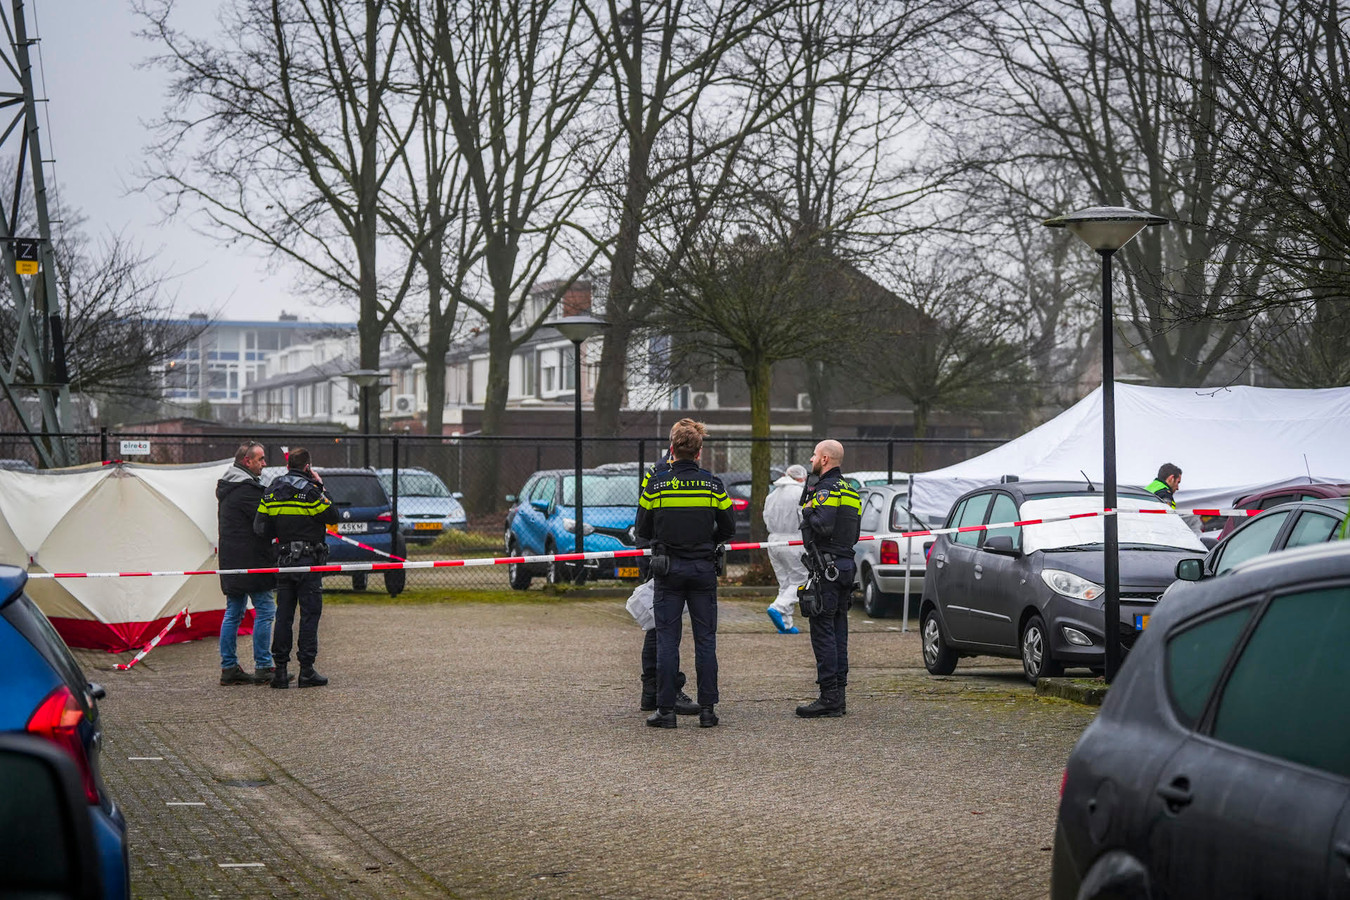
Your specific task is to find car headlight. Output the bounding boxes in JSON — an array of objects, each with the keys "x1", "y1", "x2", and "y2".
[
  {"x1": 1040, "y1": 568, "x2": 1104, "y2": 601},
  {"x1": 562, "y1": 518, "x2": 595, "y2": 535}
]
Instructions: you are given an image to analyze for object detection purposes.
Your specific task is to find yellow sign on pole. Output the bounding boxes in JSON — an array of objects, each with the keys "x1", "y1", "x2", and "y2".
[{"x1": 15, "y1": 260, "x2": 37, "y2": 275}]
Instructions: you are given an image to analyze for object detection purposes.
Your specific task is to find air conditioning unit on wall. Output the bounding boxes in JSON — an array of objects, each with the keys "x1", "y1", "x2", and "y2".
[
  {"x1": 691, "y1": 391, "x2": 718, "y2": 411},
  {"x1": 392, "y1": 394, "x2": 417, "y2": 415},
  {"x1": 797, "y1": 392, "x2": 812, "y2": 410}
]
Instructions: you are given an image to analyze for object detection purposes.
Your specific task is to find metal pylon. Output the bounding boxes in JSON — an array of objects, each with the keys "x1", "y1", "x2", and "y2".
[{"x1": 0, "y1": 0, "x2": 72, "y2": 467}]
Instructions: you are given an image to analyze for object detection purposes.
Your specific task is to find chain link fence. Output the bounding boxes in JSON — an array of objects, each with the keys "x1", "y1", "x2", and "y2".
[{"x1": 0, "y1": 429, "x2": 1003, "y2": 592}]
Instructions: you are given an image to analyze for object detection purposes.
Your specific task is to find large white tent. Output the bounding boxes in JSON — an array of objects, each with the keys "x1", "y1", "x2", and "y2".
[
  {"x1": 909, "y1": 384, "x2": 1350, "y2": 524},
  {"x1": 0, "y1": 459, "x2": 237, "y2": 651}
]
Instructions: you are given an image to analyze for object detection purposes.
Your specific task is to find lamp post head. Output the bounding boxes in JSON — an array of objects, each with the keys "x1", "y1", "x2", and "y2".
[
  {"x1": 547, "y1": 315, "x2": 609, "y2": 344},
  {"x1": 342, "y1": 368, "x2": 385, "y2": 388},
  {"x1": 1043, "y1": 206, "x2": 1168, "y2": 252}
]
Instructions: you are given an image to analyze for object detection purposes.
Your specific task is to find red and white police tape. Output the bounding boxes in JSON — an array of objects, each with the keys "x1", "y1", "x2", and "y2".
[
  {"x1": 114, "y1": 606, "x2": 190, "y2": 670},
  {"x1": 26, "y1": 506, "x2": 1255, "y2": 581}
]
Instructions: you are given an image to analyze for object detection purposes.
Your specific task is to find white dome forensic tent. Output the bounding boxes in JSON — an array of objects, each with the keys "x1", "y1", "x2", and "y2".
[{"x1": 0, "y1": 459, "x2": 237, "y2": 651}]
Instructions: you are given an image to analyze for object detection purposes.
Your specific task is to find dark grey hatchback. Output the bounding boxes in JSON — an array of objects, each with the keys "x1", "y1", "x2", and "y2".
[
  {"x1": 920, "y1": 481, "x2": 1207, "y2": 684},
  {"x1": 1052, "y1": 540, "x2": 1350, "y2": 900}
]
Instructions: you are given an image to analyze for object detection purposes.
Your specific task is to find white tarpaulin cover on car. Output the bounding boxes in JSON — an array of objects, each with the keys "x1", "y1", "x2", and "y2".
[
  {"x1": 909, "y1": 384, "x2": 1350, "y2": 525},
  {"x1": 0, "y1": 459, "x2": 235, "y2": 651}
]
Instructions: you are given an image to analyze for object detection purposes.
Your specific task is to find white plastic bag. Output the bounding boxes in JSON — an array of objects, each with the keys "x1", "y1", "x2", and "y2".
[{"x1": 625, "y1": 579, "x2": 656, "y2": 631}]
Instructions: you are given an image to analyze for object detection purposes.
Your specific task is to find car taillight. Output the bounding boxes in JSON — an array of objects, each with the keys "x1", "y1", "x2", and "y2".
[
  {"x1": 376, "y1": 513, "x2": 392, "y2": 522},
  {"x1": 28, "y1": 685, "x2": 98, "y2": 803},
  {"x1": 731, "y1": 498, "x2": 749, "y2": 511},
  {"x1": 880, "y1": 540, "x2": 900, "y2": 565},
  {"x1": 1060, "y1": 768, "x2": 1068, "y2": 797}
]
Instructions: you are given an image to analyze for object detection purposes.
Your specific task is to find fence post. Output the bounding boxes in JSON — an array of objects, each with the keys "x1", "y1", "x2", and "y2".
[
  {"x1": 638, "y1": 439, "x2": 646, "y2": 488},
  {"x1": 100, "y1": 427, "x2": 108, "y2": 464},
  {"x1": 390, "y1": 436, "x2": 399, "y2": 540},
  {"x1": 887, "y1": 440, "x2": 894, "y2": 483}
]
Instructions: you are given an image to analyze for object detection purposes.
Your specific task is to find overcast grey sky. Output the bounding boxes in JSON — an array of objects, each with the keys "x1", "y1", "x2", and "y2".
[{"x1": 35, "y1": 1, "x2": 342, "y2": 324}]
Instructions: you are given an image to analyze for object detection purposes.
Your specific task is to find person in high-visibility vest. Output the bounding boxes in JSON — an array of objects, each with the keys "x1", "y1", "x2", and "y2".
[{"x1": 1145, "y1": 463, "x2": 1183, "y2": 509}]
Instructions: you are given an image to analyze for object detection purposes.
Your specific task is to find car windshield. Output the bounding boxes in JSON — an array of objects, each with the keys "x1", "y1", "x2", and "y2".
[
  {"x1": 323, "y1": 474, "x2": 388, "y2": 508},
  {"x1": 382, "y1": 472, "x2": 450, "y2": 498},
  {"x1": 561, "y1": 474, "x2": 640, "y2": 507},
  {"x1": 1019, "y1": 496, "x2": 1206, "y2": 553}
]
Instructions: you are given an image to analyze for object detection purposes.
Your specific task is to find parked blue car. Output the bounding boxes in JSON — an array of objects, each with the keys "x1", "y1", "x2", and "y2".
[
  {"x1": 261, "y1": 466, "x2": 405, "y2": 596},
  {"x1": 0, "y1": 564, "x2": 130, "y2": 899},
  {"x1": 376, "y1": 467, "x2": 468, "y2": 543},
  {"x1": 504, "y1": 468, "x2": 642, "y2": 589}
]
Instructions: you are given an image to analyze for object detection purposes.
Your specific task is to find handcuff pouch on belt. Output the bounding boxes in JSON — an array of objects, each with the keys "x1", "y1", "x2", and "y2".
[{"x1": 798, "y1": 544, "x2": 841, "y2": 618}]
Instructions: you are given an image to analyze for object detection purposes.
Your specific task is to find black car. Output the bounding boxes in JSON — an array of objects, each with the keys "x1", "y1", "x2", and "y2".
[
  {"x1": 1052, "y1": 540, "x2": 1350, "y2": 900},
  {"x1": 1167, "y1": 497, "x2": 1349, "y2": 590},
  {"x1": 919, "y1": 480, "x2": 1208, "y2": 684}
]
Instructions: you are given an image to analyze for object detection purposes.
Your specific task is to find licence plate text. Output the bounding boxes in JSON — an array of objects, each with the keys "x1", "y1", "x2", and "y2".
[
  {"x1": 616, "y1": 567, "x2": 640, "y2": 578},
  {"x1": 414, "y1": 522, "x2": 443, "y2": 531},
  {"x1": 336, "y1": 522, "x2": 368, "y2": 534}
]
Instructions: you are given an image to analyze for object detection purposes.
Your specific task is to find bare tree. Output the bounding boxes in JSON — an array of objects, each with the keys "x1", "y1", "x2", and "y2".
[
  {"x1": 857, "y1": 251, "x2": 1038, "y2": 470},
  {"x1": 954, "y1": 0, "x2": 1263, "y2": 385},
  {"x1": 139, "y1": 0, "x2": 422, "y2": 425},
  {"x1": 0, "y1": 214, "x2": 198, "y2": 408}
]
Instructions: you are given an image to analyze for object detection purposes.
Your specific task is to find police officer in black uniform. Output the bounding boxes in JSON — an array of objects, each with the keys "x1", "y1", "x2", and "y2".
[
  {"x1": 796, "y1": 439, "x2": 861, "y2": 719},
  {"x1": 254, "y1": 447, "x2": 340, "y2": 689},
  {"x1": 637, "y1": 446, "x2": 700, "y2": 717},
  {"x1": 636, "y1": 419, "x2": 735, "y2": 729}
]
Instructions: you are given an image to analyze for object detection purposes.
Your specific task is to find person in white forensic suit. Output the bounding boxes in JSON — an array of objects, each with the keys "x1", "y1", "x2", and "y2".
[{"x1": 764, "y1": 464, "x2": 809, "y2": 634}]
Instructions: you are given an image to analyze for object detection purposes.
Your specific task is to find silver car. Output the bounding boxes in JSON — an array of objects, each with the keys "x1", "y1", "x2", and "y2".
[
  {"x1": 853, "y1": 484, "x2": 928, "y2": 618},
  {"x1": 376, "y1": 467, "x2": 468, "y2": 543}
]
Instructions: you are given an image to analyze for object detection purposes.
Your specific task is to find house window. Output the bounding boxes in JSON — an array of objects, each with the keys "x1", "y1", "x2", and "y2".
[
  {"x1": 521, "y1": 352, "x2": 538, "y2": 397},
  {"x1": 561, "y1": 346, "x2": 575, "y2": 391}
]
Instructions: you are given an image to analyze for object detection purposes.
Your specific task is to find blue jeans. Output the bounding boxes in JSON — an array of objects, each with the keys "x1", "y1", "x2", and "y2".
[{"x1": 219, "y1": 590, "x2": 276, "y2": 670}]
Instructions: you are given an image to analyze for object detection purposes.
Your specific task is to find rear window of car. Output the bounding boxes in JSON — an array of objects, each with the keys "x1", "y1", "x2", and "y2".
[
  {"x1": 562, "y1": 475, "x2": 640, "y2": 507},
  {"x1": 1166, "y1": 604, "x2": 1255, "y2": 727},
  {"x1": 1, "y1": 595, "x2": 87, "y2": 702},
  {"x1": 724, "y1": 482, "x2": 752, "y2": 500},
  {"x1": 323, "y1": 475, "x2": 388, "y2": 508},
  {"x1": 1211, "y1": 586, "x2": 1350, "y2": 777}
]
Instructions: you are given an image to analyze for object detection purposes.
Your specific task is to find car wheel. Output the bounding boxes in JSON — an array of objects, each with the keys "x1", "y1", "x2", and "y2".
[
  {"x1": 384, "y1": 533, "x2": 407, "y2": 597},
  {"x1": 1021, "y1": 614, "x2": 1064, "y2": 685},
  {"x1": 352, "y1": 572, "x2": 368, "y2": 592},
  {"x1": 922, "y1": 608, "x2": 958, "y2": 675},
  {"x1": 862, "y1": 569, "x2": 889, "y2": 618},
  {"x1": 507, "y1": 539, "x2": 532, "y2": 590},
  {"x1": 545, "y1": 543, "x2": 563, "y2": 585}
]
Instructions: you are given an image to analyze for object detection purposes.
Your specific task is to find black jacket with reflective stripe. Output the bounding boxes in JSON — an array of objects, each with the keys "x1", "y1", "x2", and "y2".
[
  {"x1": 635, "y1": 459, "x2": 736, "y2": 559},
  {"x1": 801, "y1": 467, "x2": 862, "y2": 557},
  {"x1": 253, "y1": 470, "x2": 340, "y2": 547}
]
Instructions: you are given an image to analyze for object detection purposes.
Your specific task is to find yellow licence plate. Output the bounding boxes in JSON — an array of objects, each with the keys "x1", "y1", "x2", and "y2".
[
  {"x1": 414, "y1": 522, "x2": 443, "y2": 531},
  {"x1": 616, "y1": 567, "x2": 640, "y2": 578},
  {"x1": 1135, "y1": 614, "x2": 1150, "y2": 631}
]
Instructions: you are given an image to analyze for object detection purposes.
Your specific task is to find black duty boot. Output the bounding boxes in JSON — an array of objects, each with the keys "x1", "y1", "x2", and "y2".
[
  {"x1": 674, "y1": 690, "x2": 701, "y2": 716},
  {"x1": 699, "y1": 705, "x2": 719, "y2": 728},
  {"x1": 253, "y1": 666, "x2": 293, "y2": 686},
  {"x1": 269, "y1": 664, "x2": 290, "y2": 690},
  {"x1": 220, "y1": 664, "x2": 253, "y2": 686},
  {"x1": 640, "y1": 677, "x2": 658, "y2": 711},
  {"x1": 796, "y1": 690, "x2": 844, "y2": 719},
  {"x1": 646, "y1": 708, "x2": 677, "y2": 728},
  {"x1": 298, "y1": 666, "x2": 329, "y2": 688}
]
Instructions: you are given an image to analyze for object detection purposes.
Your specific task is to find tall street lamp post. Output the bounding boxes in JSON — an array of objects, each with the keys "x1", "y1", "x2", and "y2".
[
  {"x1": 1043, "y1": 206, "x2": 1166, "y2": 682},
  {"x1": 546, "y1": 315, "x2": 609, "y2": 583},
  {"x1": 343, "y1": 369, "x2": 385, "y2": 468}
]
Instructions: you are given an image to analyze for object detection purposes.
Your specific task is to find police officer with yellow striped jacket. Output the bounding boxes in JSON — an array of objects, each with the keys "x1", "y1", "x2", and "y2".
[
  {"x1": 796, "y1": 439, "x2": 861, "y2": 718},
  {"x1": 635, "y1": 419, "x2": 736, "y2": 729},
  {"x1": 254, "y1": 448, "x2": 340, "y2": 689}
]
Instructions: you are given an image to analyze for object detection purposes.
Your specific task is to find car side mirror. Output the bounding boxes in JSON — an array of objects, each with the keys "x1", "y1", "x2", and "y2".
[
  {"x1": 0, "y1": 734, "x2": 101, "y2": 900},
  {"x1": 452, "y1": 492, "x2": 464, "y2": 500},
  {"x1": 983, "y1": 535, "x2": 1019, "y2": 556},
  {"x1": 530, "y1": 499, "x2": 550, "y2": 512},
  {"x1": 504, "y1": 494, "x2": 517, "y2": 503},
  {"x1": 1175, "y1": 557, "x2": 1204, "y2": 581}
]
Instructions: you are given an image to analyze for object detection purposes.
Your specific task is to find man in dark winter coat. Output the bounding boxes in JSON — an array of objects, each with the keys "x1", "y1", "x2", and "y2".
[
  {"x1": 216, "y1": 441, "x2": 279, "y2": 685},
  {"x1": 255, "y1": 447, "x2": 340, "y2": 689}
]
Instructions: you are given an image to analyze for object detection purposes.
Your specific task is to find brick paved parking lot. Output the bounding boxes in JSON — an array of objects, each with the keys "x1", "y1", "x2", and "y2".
[{"x1": 81, "y1": 598, "x2": 1095, "y2": 899}]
